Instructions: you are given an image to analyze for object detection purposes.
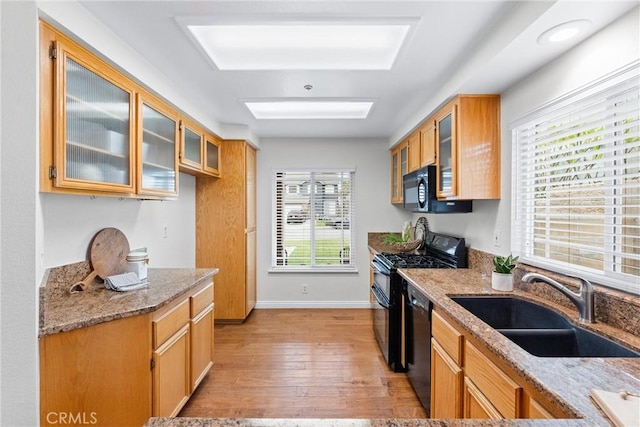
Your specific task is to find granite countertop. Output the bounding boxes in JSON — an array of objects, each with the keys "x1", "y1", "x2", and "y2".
[
  {"x1": 397, "y1": 267, "x2": 640, "y2": 426},
  {"x1": 39, "y1": 267, "x2": 218, "y2": 337},
  {"x1": 145, "y1": 418, "x2": 585, "y2": 426}
]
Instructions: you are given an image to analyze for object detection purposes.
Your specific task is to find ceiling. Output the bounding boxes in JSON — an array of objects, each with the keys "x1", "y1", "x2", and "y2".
[{"x1": 77, "y1": 0, "x2": 638, "y2": 143}]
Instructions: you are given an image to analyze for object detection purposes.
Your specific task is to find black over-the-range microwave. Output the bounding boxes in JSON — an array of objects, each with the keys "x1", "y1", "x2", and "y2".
[{"x1": 402, "y1": 166, "x2": 472, "y2": 213}]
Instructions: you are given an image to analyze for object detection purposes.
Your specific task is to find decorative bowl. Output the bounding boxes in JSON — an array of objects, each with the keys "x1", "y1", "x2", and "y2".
[{"x1": 388, "y1": 239, "x2": 422, "y2": 252}]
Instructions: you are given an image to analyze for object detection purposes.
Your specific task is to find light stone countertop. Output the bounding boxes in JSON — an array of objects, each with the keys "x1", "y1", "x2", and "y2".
[
  {"x1": 39, "y1": 267, "x2": 218, "y2": 337},
  {"x1": 397, "y1": 267, "x2": 640, "y2": 426},
  {"x1": 145, "y1": 418, "x2": 585, "y2": 426}
]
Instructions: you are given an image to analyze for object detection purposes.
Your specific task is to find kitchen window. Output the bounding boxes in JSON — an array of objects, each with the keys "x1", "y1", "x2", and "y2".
[
  {"x1": 512, "y1": 63, "x2": 639, "y2": 295},
  {"x1": 272, "y1": 169, "x2": 355, "y2": 271}
]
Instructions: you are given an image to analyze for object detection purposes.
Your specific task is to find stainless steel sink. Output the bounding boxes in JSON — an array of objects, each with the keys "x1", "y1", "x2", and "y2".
[{"x1": 450, "y1": 296, "x2": 640, "y2": 358}]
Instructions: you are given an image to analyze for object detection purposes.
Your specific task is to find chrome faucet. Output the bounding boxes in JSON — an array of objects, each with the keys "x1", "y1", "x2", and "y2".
[{"x1": 522, "y1": 272, "x2": 595, "y2": 323}]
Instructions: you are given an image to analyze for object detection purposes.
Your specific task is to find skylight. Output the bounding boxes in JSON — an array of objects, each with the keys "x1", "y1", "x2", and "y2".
[
  {"x1": 187, "y1": 23, "x2": 411, "y2": 70},
  {"x1": 244, "y1": 101, "x2": 374, "y2": 119}
]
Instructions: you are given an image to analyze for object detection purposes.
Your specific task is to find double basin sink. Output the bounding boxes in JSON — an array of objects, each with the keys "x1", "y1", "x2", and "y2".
[{"x1": 451, "y1": 296, "x2": 640, "y2": 358}]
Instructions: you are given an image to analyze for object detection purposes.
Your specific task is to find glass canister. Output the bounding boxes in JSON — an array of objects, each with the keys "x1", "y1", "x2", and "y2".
[{"x1": 126, "y1": 251, "x2": 149, "y2": 282}]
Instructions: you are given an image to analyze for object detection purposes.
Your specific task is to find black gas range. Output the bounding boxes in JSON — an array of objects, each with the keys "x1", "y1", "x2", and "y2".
[{"x1": 370, "y1": 231, "x2": 467, "y2": 372}]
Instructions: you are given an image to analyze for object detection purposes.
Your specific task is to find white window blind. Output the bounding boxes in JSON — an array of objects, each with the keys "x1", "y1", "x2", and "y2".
[
  {"x1": 272, "y1": 169, "x2": 355, "y2": 271},
  {"x1": 512, "y1": 63, "x2": 640, "y2": 295}
]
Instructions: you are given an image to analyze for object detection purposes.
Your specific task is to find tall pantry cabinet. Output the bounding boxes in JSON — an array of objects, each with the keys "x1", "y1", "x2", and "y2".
[{"x1": 196, "y1": 140, "x2": 256, "y2": 322}]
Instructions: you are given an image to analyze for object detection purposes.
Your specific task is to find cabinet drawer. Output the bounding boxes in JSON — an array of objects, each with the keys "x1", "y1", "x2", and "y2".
[
  {"x1": 190, "y1": 282, "x2": 213, "y2": 317},
  {"x1": 465, "y1": 341, "x2": 522, "y2": 418},
  {"x1": 153, "y1": 299, "x2": 190, "y2": 349},
  {"x1": 432, "y1": 310, "x2": 463, "y2": 365}
]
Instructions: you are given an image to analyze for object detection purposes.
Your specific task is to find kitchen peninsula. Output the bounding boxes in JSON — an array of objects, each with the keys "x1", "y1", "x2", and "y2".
[{"x1": 39, "y1": 266, "x2": 218, "y2": 426}]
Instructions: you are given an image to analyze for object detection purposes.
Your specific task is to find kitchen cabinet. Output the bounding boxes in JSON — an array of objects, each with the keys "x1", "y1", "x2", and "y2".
[
  {"x1": 204, "y1": 133, "x2": 222, "y2": 177},
  {"x1": 196, "y1": 140, "x2": 256, "y2": 322},
  {"x1": 190, "y1": 283, "x2": 215, "y2": 390},
  {"x1": 430, "y1": 307, "x2": 568, "y2": 420},
  {"x1": 178, "y1": 119, "x2": 222, "y2": 178},
  {"x1": 420, "y1": 121, "x2": 436, "y2": 167},
  {"x1": 464, "y1": 340, "x2": 522, "y2": 418},
  {"x1": 152, "y1": 299, "x2": 191, "y2": 417},
  {"x1": 408, "y1": 131, "x2": 422, "y2": 172},
  {"x1": 137, "y1": 92, "x2": 179, "y2": 197},
  {"x1": 434, "y1": 95, "x2": 501, "y2": 200},
  {"x1": 390, "y1": 140, "x2": 408, "y2": 204},
  {"x1": 39, "y1": 280, "x2": 214, "y2": 425},
  {"x1": 431, "y1": 339, "x2": 463, "y2": 418},
  {"x1": 40, "y1": 20, "x2": 218, "y2": 198},
  {"x1": 179, "y1": 119, "x2": 205, "y2": 174},
  {"x1": 40, "y1": 22, "x2": 137, "y2": 195},
  {"x1": 430, "y1": 310, "x2": 464, "y2": 418}
]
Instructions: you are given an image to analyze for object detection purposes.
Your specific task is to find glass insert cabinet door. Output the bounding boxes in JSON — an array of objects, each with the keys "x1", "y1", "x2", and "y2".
[
  {"x1": 204, "y1": 135, "x2": 221, "y2": 177},
  {"x1": 56, "y1": 42, "x2": 135, "y2": 192},
  {"x1": 436, "y1": 107, "x2": 455, "y2": 197},
  {"x1": 181, "y1": 123, "x2": 203, "y2": 170},
  {"x1": 138, "y1": 94, "x2": 179, "y2": 196}
]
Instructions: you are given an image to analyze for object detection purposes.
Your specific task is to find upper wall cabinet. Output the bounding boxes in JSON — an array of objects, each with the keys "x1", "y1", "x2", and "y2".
[
  {"x1": 179, "y1": 119, "x2": 205, "y2": 174},
  {"x1": 407, "y1": 130, "x2": 422, "y2": 173},
  {"x1": 390, "y1": 140, "x2": 408, "y2": 204},
  {"x1": 434, "y1": 95, "x2": 501, "y2": 200},
  {"x1": 40, "y1": 20, "x2": 220, "y2": 199},
  {"x1": 178, "y1": 119, "x2": 222, "y2": 178},
  {"x1": 204, "y1": 133, "x2": 222, "y2": 177},
  {"x1": 137, "y1": 93, "x2": 179, "y2": 197},
  {"x1": 420, "y1": 121, "x2": 436, "y2": 167},
  {"x1": 44, "y1": 32, "x2": 137, "y2": 195}
]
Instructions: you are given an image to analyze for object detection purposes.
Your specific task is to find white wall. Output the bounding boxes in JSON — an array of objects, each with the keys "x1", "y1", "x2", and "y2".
[
  {"x1": 0, "y1": 1, "x2": 203, "y2": 423},
  {"x1": 256, "y1": 138, "x2": 410, "y2": 307},
  {"x1": 1, "y1": 2, "x2": 40, "y2": 424},
  {"x1": 415, "y1": 6, "x2": 640, "y2": 257},
  {"x1": 41, "y1": 174, "x2": 195, "y2": 269}
]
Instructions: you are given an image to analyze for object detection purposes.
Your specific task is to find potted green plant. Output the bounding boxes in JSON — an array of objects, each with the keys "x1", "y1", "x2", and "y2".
[{"x1": 492, "y1": 254, "x2": 519, "y2": 291}]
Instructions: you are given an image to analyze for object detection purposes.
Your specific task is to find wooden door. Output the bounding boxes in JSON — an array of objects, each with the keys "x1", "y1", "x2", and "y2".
[
  {"x1": 430, "y1": 339, "x2": 463, "y2": 418},
  {"x1": 179, "y1": 119, "x2": 204, "y2": 173},
  {"x1": 204, "y1": 133, "x2": 221, "y2": 177},
  {"x1": 464, "y1": 377, "x2": 503, "y2": 419},
  {"x1": 190, "y1": 304, "x2": 214, "y2": 391},
  {"x1": 50, "y1": 37, "x2": 136, "y2": 194},
  {"x1": 435, "y1": 101, "x2": 457, "y2": 199},
  {"x1": 408, "y1": 131, "x2": 421, "y2": 172},
  {"x1": 137, "y1": 92, "x2": 179, "y2": 197},
  {"x1": 420, "y1": 121, "x2": 436, "y2": 166},
  {"x1": 153, "y1": 324, "x2": 190, "y2": 416}
]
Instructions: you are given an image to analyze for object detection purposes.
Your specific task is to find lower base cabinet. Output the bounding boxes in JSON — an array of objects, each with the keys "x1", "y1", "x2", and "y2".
[
  {"x1": 431, "y1": 340, "x2": 463, "y2": 418},
  {"x1": 430, "y1": 307, "x2": 570, "y2": 420},
  {"x1": 40, "y1": 281, "x2": 214, "y2": 426}
]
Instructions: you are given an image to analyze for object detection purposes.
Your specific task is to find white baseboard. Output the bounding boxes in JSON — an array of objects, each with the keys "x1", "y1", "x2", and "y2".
[{"x1": 254, "y1": 301, "x2": 373, "y2": 309}]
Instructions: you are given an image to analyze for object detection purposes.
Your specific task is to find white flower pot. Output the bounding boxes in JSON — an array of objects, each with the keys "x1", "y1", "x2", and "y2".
[{"x1": 492, "y1": 272, "x2": 513, "y2": 292}]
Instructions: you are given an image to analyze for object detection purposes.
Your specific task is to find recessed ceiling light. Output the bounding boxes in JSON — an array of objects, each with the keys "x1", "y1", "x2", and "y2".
[
  {"x1": 186, "y1": 23, "x2": 412, "y2": 70},
  {"x1": 537, "y1": 20, "x2": 591, "y2": 45},
  {"x1": 244, "y1": 101, "x2": 374, "y2": 119}
]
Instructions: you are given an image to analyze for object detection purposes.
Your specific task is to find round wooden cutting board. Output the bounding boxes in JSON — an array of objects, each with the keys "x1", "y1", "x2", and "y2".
[{"x1": 70, "y1": 227, "x2": 130, "y2": 293}]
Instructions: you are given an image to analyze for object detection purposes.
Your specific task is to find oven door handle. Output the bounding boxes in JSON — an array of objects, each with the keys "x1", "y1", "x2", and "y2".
[
  {"x1": 371, "y1": 259, "x2": 390, "y2": 276},
  {"x1": 370, "y1": 285, "x2": 390, "y2": 309}
]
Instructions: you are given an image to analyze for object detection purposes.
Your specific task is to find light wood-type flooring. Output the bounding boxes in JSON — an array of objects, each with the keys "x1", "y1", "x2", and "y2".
[{"x1": 179, "y1": 309, "x2": 427, "y2": 419}]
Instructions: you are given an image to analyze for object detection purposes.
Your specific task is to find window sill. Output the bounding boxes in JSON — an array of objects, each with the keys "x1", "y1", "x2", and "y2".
[{"x1": 268, "y1": 267, "x2": 359, "y2": 274}]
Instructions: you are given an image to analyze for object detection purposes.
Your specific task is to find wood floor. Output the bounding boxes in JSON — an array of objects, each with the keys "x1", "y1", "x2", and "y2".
[{"x1": 179, "y1": 309, "x2": 427, "y2": 419}]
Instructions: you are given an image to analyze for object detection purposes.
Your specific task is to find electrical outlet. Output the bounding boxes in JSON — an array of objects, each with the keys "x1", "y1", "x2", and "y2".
[
  {"x1": 302, "y1": 284, "x2": 308, "y2": 294},
  {"x1": 162, "y1": 225, "x2": 169, "y2": 239},
  {"x1": 493, "y1": 229, "x2": 502, "y2": 247}
]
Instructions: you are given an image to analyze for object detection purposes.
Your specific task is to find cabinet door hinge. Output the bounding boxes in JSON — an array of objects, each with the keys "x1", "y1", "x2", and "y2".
[
  {"x1": 150, "y1": 358, "x2": 155, "y2": 371},
  {"x1": 178, "y1": 121, "x2": 184, "y2": 131},
  {"x1": 49, "y1": 44, "x2": 57, "y2": 60},
  {"x1": 49, "y1": 166, "x2": 57, "y2": 179}
]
